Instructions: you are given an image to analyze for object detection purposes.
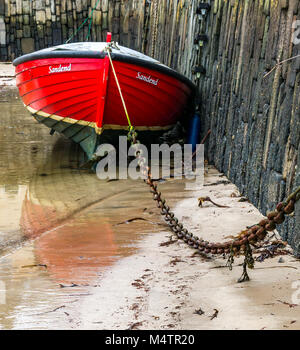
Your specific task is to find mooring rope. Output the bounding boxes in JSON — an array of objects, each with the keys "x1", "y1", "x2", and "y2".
[
  {"x1": 105, "y1": 47, "x2": 133, "y2": 130},
  {"x1": 65, "y1": 0, "x2": 101, "y2": 44},
  {"x1": 105, "y1": 41, "x2": 300, "y2": 282}
]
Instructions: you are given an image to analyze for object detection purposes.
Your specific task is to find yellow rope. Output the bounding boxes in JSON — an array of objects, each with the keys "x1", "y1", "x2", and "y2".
[{"x1": 106, "y1": 48, "x2": 133, "y2": 130}]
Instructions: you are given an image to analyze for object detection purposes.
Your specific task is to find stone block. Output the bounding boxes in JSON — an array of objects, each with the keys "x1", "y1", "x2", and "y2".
[
  {"x1": 36, "y1": 10, "x2": 46, "y2": 24},
  {"x1": 102, "y1": 11, "x2": 108, "y2": 29},
  {"x1": 16, "y1": 0, "x2": 22, "y2": 15},
  {"x1": 263, "y1": 0, "x2": 270, "y2": 15},
  {"x1": 102, "y1": 0, "x2": 109, "y2": 12},
  {"x1": 36, "y1": 0, "x2": 46, "y2": 11},
  {"x1": 75, "y1": 0, "x2": 82, "y2": 12},
  {"x1": 16, "y1": 29, "x2": 23, "y2": 38},
  {"x1": 93, "y1": 10, "x2": 101, "y2": 25},
  {"x1": 53, "y1": 28, "x2": 62, "y2": 45},
  {"x1": 0, "y1": 16, "x2": 5, "y2": 45},
  {"x1": 23, "y1": 25, "x2": 31, "y2": 38},
  {"x1": 10, "y1": 4, "x2": 16, "y2": 16},
  {"x1": 37, "y1": 24, "x2": 44, "y2": 38},
  {"x1": 21, "y1": 37, "x2": 35, "y2": 54},
  {"x1": 280, "y1": 0, "x2": 288, "y2": 9},
  {"x1": 0, "y1": 0, "x2": 4, "y2": 16},
  {"x1": 23, "y1": 1, "x2": 30, "y2": 15},
  {"x1": 46, "y1": 7, "x2": 52, "y2": 21}
]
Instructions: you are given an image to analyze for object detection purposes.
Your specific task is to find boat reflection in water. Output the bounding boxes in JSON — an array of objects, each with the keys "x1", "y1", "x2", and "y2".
[
  {"x1": 22, "y1": 198, "x2": 117, "y2": 285},
  {"x1": 0, "y1": 94, "x2": 188, "y2": 328},
  {"x1": 0, "y1": 131, "x2": 159, "y2": 329},
  {"x1": 18, "y1": 135, "x2": 155, "y2": 285}
]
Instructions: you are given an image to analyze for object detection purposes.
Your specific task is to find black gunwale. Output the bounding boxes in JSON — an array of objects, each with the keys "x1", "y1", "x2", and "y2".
[{"x1": 13, "y1": 50, "x2": 196, "y2": 91}]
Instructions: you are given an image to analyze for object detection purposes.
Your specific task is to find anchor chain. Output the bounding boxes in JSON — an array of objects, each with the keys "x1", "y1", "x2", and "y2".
[
  {"x1": 127, "y1": 128, "x2": 300, "y2": 259},
  {"x1": 105, "y1": 37, "x2": 299, "y2": 281}
]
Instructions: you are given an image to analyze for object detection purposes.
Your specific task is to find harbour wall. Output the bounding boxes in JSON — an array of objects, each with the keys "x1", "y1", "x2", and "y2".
[
  {"x1": 1, "y1": 0, "x2": 300, "y2": 255},
  {"x1": 193, "y1": 0, "x2": 300, "y2": 255}
]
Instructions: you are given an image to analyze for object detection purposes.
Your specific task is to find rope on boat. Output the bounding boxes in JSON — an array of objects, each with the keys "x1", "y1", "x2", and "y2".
[
  {"x1": 105, "y1": 46, "x2": 133, "y2": 131},
  {"x1": 105, "y1": 42, "x2": 300, "y2": 282}
]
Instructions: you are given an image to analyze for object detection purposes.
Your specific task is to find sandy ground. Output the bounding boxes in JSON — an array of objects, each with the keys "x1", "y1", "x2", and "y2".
[{"x1": 61, "y1": 167, "x2": 299, "y2": 330}]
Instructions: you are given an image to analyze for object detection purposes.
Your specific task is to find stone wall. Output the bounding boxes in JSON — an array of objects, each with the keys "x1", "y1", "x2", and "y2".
[
  {"x1": 194, "y1": 0, "x2": 300, "y2": 255},
  {"x1": 0, "y1": 0, "x2": 147, "y2": 60},
  {"x1": 142, "y1": 0, "x2": 300, "y2": 255},
  {"x1": 1, "y1": 0, "x2": 299, "y2": 255}
]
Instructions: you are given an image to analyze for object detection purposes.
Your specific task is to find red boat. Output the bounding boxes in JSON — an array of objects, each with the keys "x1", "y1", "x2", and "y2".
[{"x1": 13, "y1": 34, "x2": 195, "y2": 160}]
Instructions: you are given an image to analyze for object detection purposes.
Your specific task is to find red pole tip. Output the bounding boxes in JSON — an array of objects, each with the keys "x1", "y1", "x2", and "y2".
[{"x1": 106, "y1": 32, "x2": 112, "y2": 43}]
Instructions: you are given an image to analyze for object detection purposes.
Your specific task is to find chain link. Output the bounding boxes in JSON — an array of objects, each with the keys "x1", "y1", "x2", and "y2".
[{"x1": 127, "y1": 128, "x2": 300, "y2": 260}]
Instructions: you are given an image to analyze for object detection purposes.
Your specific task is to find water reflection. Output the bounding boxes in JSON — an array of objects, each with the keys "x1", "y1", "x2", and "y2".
[
  {"x1": 0, "y1": 90, "x2": 62, "y2": 186},
  {"x1": 0, "y1": 185, "x2": 26, "y2": 245},
  {"x1": 0, "y1": 92, "x2": 181, "y2": 329}
]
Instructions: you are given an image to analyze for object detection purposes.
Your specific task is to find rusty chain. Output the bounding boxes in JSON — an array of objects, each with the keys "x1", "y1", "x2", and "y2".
[
  {"x1": 127, "y1": 128, "x2": 300, "y2": 280},
  {"x1": 106, "y1": 42, "x2": 299, "y2": 281}
]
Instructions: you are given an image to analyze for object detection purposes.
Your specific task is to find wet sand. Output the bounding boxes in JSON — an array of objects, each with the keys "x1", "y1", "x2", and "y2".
[
  {"x1": 65, "y1": 168, "x2": 299, "y2": 330},
  {"x1": 0, "y1": 63, "x2": 299, "y2": 330},
  {"x1": 0, "y1": 79, "x2": 177, "y2": 328}
]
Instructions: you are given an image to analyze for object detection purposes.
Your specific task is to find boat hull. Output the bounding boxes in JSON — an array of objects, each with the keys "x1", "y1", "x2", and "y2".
[{"x1": 14, "y1": 45, "x2": 195, "y2": 160}]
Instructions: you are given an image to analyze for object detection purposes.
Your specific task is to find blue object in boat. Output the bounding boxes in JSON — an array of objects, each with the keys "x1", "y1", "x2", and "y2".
[{"x1": 187, "y1": 113, "x2": 201, "y2": 152}]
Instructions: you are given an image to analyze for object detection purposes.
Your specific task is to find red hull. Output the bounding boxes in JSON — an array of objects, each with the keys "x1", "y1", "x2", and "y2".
[{"x1": 15, "y1": 56, "x2": 193, "y2": 134}]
